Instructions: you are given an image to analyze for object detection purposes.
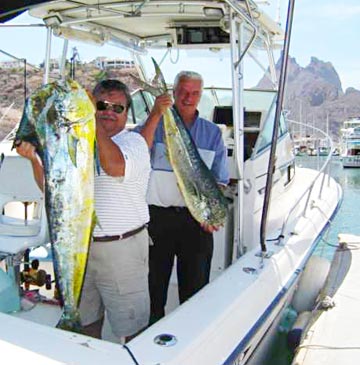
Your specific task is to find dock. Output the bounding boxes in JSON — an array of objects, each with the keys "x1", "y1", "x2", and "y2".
[{"x1": 292, "y1": 234, "x2": 360, "y2": 364}]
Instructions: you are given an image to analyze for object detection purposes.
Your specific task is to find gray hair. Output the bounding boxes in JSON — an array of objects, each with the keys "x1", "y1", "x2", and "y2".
[{"x1": 173, "y1": 71, "x2": 204, "y2": 91}]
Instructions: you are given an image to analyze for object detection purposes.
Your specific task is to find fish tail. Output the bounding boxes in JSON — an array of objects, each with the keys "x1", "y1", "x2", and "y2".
[{"x1": 56, "y1": 309, "x2": 83, "y2": 334}]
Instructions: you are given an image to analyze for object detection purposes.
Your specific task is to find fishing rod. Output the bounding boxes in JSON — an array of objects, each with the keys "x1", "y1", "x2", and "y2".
[{"x1": 259, "y1": 0, "x2": 295, "y2": 253}]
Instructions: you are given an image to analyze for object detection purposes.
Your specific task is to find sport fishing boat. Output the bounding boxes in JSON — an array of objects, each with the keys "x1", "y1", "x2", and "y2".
[
  {"x1": 340, "y1": 117, "x2": 360, "y2": 168},
  {"x1": 0, "y1": 1, "x2": 342, "y2": 364}
]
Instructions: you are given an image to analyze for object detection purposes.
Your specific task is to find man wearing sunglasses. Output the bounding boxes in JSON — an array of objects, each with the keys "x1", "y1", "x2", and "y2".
[
  {"x1": 78, "y1": 79, "x2": 151, "y2": 343},
  {"x1": 16, "y1": 79, "x2": 151, "y2": 343},
  {"x1": 140, "y1": 71, "x2": 229, "y2": 325}
]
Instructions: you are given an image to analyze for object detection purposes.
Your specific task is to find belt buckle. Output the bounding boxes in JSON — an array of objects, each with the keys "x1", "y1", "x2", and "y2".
[{"x1": 118, "y1": 233, "x2": 124, "y2": 240}]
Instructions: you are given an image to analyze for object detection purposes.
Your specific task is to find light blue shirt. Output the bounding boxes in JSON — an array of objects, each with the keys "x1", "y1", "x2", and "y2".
[{"x1": 145, "y1": 113, "x2": 229, "y2": 207}]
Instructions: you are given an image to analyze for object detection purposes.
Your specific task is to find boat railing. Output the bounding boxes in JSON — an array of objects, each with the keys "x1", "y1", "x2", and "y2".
[
  {"x1": 0, "y1": 102, "x2": 15, "y2": 124},
  {"x1": 278, "y1": 119, "x2": 335, "y2": 242}
]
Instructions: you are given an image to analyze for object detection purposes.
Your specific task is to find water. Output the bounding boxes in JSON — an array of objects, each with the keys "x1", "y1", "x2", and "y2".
[{"x1": 298, "y1": 155, "x2": 360, "y2": 261}]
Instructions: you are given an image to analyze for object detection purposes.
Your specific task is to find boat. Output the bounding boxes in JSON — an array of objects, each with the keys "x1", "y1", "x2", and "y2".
[
  {"x1": 340, "y1": 117, "x2": 360, "y2": 167},
  {"x1": 0, "y1": 1, "x2": 342, "y2": 364}
]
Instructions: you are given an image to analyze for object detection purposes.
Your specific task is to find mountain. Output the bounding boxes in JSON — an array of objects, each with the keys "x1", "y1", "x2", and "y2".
[{"x1": 257, "y1": 56, "x2": 360, "y2": 141}]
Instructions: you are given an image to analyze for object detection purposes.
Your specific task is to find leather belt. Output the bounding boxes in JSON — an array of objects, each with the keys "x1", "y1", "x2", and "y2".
[
  {"x1": 149, "y1": 205, "x2": 188, "y2": 213},
  {"x1": 93, "y1": 224, "x2": 147, "y2": 242}
]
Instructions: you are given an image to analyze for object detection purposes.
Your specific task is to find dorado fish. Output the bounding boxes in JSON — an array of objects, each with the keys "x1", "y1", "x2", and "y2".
[
  {"x1": 15, "y1": 79, "x2": 95, "y2": 332},
  {"x1": 163, "y1": 106, "x2": 228, "y2": 226},
  {"x1": 133, "y1": 59, "x2": 228, "y2": 226}
]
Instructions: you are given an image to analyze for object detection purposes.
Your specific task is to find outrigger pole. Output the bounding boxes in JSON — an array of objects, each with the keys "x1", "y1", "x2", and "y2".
[{"x1": 260, "y1": 0, "x2": 296, "y2": 253}]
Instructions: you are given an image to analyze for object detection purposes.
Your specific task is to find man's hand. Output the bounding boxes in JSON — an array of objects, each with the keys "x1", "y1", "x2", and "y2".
[
  {"x1": 15, "y1": 141, "x2": 44, "y2": 191},
  {"x1": 152, "y1": 93, "x2": 173, "y2": 116},
  {"x1": 15, "y1": 141, "x2": 38, "y2": 162},
  {"x1": 201, "y1": 222, "x2": 221, "y2": 233},
  {"x1": 141, "y1": 93, "x2": 173, "y2": 148}
]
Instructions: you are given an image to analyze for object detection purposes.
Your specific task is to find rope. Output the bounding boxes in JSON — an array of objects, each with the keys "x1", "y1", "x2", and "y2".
[{"x1": 122, "y1": 344, "x2": 141, "y2": 365}]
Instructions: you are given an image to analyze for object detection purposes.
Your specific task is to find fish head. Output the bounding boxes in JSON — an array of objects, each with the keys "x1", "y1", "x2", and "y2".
[
  {"x1": 16, "y1": 79, "x2": 95, "y2": 167},
  {"x1": 194, "y1": 193, "x2": 228, "y2": 227},
  {"x1": 55, "y1": 79, "x2": 96, "y2": 131},
  {"x1": 15, "y1": 82, "x2": 57, "y2": 157},
  {"x1": 17, "y1": 80, "x2": 95, "y2": 139}
]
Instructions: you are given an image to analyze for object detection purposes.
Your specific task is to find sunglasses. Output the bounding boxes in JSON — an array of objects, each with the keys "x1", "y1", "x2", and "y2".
[{"x1": 96, "y1": 100, "x2": 126, "y2": 114}]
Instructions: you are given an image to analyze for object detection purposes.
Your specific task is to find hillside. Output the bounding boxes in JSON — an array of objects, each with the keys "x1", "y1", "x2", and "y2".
[
  {"x1": 0, "y1": 64, "x2": 139, "y2": 140},
  {"x1": 1, "y1": 57, "x2": 359, "y2": 141}
]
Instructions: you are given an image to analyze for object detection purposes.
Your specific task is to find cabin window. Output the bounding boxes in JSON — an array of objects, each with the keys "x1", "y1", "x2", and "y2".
[
  {"x1": 198, "y1": 89, "x2": 232, "y2": 121},
  {"x1": 198, "y1": 90, "x2": 217, "y2": 121},
  {"x1": 254, "y1": 99, "x2": 288, "y2": 154},
  {"x1": 129, "y1": 90, "x2": 153, "y2": 125}
]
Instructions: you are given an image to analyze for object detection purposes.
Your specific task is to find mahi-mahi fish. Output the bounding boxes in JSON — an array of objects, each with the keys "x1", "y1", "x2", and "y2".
[
  {"x1": 15, "y1": 79, "x2": 95, "y2": 332},
  {"x1": 132, "y1": 59, "x2": 228, "y2": 226}
]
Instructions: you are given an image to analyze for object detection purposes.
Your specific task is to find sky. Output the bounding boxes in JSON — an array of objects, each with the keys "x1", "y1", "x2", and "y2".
[{"x1": 0, "y1": 0, "x2": 359, "y2": 90}]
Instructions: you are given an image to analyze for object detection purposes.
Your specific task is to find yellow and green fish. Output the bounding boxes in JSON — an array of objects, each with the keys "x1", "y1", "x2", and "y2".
[{"x1": 15, "y1": 79, "x2": 95, "y2": 332}]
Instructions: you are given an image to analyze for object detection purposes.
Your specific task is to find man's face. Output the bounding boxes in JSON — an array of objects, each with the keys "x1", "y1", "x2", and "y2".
[
  {"x1": 95, "y1": 90, "x2": 128, "y2": 136},
  {"x1": 173, "y1": 78, "x2": 202, "y2": 117}
]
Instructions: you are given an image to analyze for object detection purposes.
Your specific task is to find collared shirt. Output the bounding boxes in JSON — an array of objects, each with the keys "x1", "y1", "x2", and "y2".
[
  {"x1": 93, "y1": 130, "x2": 151, "y2": 236},
  {"x1": 147, "y1": 114, "x2": 229, "y2": 207}
]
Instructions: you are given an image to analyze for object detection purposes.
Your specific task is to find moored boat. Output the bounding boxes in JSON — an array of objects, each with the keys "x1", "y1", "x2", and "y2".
[
  {"x1": 0, "y1": 1, "x2": 342, "y2": 364},
  {"x1": 340, "y1": 117, "x2": 360, "y2": 167}
]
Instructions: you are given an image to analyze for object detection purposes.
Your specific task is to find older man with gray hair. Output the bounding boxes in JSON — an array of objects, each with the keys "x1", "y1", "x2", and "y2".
[{"x1": 140, "y1": 70, "x2": 229, "y2": 324}]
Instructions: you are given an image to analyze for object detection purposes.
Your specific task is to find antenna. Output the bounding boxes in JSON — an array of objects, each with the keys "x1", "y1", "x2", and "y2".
[
  {"x1": 276, "y1": 0, "x2": 281, "y2": 25},
  {"x1": 70, "y1": 47, "x2": 80, "y2": 80}
]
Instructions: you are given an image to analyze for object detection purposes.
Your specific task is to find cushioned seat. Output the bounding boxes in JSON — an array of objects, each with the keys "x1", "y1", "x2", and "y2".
[{"x1": 0, "y1": 152, "x2": 49, "y2": 258}]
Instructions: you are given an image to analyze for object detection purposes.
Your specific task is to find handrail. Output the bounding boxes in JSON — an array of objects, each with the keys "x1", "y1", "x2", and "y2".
[
  {"x1": 0, "y1": 102, "x2": 15, "y2": 124},
  {"x1": 277, "y1": 118, "x2": 335, "y2": 244}
]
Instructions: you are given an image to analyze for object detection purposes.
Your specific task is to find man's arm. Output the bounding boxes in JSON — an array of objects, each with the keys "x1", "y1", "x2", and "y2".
[
  {"x1": 96, "y1": 122, "x2": 126, "y2": 177},
  {"x1": 140, "y1": 93, "x2": 172, "y2": 148}
]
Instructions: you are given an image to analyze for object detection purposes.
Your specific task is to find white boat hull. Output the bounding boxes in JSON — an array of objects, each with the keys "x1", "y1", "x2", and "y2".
[
  {"x1": 342, "y1": 155, "x2": 360, "y2": 167},
  {"x1": 0, "y1": 167, "x2": 342, "y2": 365}
]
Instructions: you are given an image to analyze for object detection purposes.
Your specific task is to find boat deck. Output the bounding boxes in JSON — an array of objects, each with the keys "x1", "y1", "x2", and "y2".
[{"x1": 292, "y1": 234, "x2": 360, "y2": 365}]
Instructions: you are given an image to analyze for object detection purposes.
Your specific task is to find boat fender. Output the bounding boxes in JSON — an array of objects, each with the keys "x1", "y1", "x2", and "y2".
[
  {"x1": 291, "y1": 256, "x2": 330, "y2": 313},
  {"x1": 287, "y1": 310, "x2": 312, "y2": 351},
  {"x1": 278, "y1": 306, "x2": 298, "y2": 333}
]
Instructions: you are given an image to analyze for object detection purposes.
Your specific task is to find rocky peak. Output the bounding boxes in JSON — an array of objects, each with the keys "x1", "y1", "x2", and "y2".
[
  {"x1": 257, "y1": 56, "x2": 360, "y2": 140},
  {"x1": 306, "y1": 57, "x2": 343, "y2": 92}
]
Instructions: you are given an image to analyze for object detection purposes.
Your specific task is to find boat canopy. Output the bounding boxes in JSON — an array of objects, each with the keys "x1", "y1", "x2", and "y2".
[
  {"x1": 1, "y1": 0, "x2": 284, "y2": 53},
  {"x1": 0, "y1": 0, "x2": 51, "y2": 23}
]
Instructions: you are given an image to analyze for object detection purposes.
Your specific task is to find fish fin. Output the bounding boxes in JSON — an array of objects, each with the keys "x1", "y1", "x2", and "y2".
[
  {"x1": 151, "y1": 57, "x2": 168, "y2": 93},
  {"x1": 94, "y1": 141, "x2": 101, "y2": 175},
  {"x1": 0, "y1": 153, "x2": 4, "y2": 171},
  {"x1": 129, "y1": 73, "x2": 162, "y2": 97},
  {"x1": 129, "y1": 58, "x2": 168, "y2": 96},
  {"x1": 91, "y1": 210, "x2": 102, "y2": 231},
  {"x1": 67, "y1": 133, "x2": 79, "y2": 167},
  {"x1": 56, "y1": 310, "x2": 83, "y2": 334},
  {"x1": 14, "y1": 97, "x2": 39, "y2": 149}
]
